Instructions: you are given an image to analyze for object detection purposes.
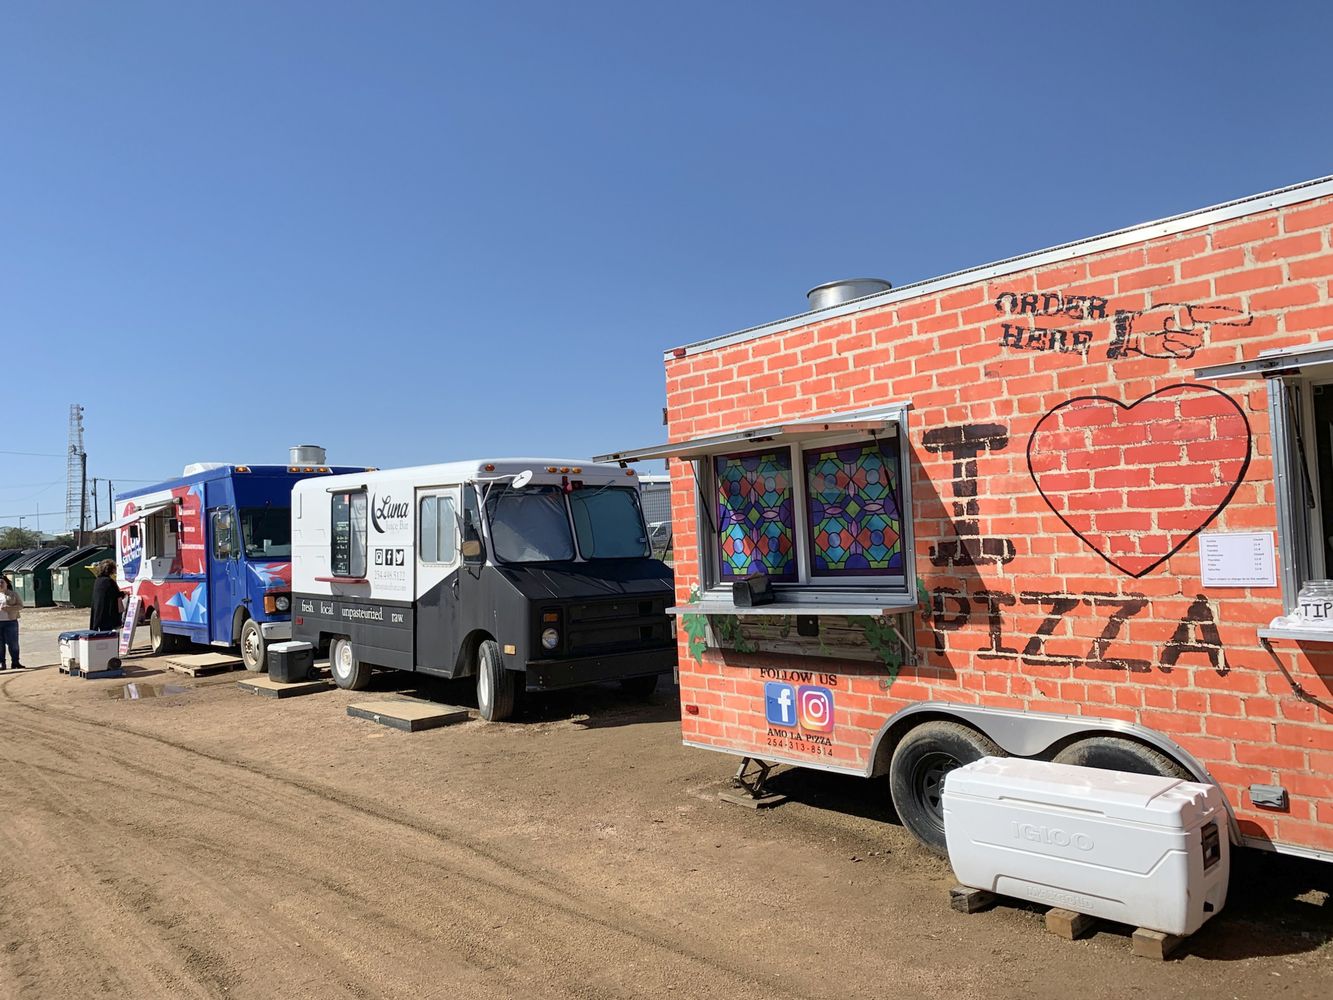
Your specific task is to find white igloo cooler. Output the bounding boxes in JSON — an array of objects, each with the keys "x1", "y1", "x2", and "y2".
[{"x1": 943, "y1": 757, "x2": 1229, "y2": 935}]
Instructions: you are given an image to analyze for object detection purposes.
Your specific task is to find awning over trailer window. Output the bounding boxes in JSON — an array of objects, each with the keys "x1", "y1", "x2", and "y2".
[
  {"x1": 95, "y1": 497, "x2": 178, "y2": 532},
  {"x1": 1195, "y1": 340, "x2": 1333, "y2": 380},
  {"x1": 593, "y1": 402, "x2": 910, "y2": 463}
]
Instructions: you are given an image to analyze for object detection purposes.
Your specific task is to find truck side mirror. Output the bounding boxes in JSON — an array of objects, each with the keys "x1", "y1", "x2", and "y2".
[{"x1": 461, "y1": 539, "x2": 483, "y2": 561}]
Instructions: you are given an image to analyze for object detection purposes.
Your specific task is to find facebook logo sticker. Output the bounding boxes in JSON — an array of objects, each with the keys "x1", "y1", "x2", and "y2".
[{"x1": 765, "y1": 682, "x2": 797, "y2": 728}]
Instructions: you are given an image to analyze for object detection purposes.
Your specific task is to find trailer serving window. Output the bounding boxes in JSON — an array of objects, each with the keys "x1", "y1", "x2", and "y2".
[
  {"x1": 595, "y1": 402, "x2": 916, "y2": 615},
  {"x1": 330, "y1": 491, "x2": 368, "y2": 578},
  {"x1": 1198, "y1": 342, "x2": 1333, "y2": 630}
]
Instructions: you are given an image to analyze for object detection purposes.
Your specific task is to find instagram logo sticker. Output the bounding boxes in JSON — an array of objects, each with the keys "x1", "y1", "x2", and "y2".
[{"x1": 796, "y1": 685, "x2": 834, "y2": 733}]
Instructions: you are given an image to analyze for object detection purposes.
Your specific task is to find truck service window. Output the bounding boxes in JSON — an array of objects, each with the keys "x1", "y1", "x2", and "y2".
[
  {"x1": 330, "y1": 492, "x2": 368, "y2": 578},
  {"x1": 485, "y1": 486, "x2": 575, "y2": 563},
  {"x1": 241, "y1": 507, "x2": 291, "y2": 559},
  {"x1": 569, "y1": 486, "x2": 650, "y2": 558}
]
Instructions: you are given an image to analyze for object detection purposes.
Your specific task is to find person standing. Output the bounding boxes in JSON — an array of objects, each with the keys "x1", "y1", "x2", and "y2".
[
  {"x1": 89, "y1": 559, "x2": 124, "y2": 633},
  {"x1": 0, "y1": 574, "x2": 24, "y2": 669}
]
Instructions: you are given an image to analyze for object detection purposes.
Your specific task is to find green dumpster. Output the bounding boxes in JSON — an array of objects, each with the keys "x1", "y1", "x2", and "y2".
[
  {"x1": 0, "y1": 549, "x2": 26, "y2": 572},
  {"x1": 5, "y1": 546, "x2": 71, "y2": 608},
  {"x1": 50, "y1": 545, "x2": 113, "y2": 607}
]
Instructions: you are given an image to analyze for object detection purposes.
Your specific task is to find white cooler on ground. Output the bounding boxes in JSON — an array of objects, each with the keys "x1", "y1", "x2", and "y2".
[
  {"x1": 57, "y1": 630, "x2": 122, "y2": 675},
  {"x1": 943, "y1": 757, "x2": 1229, "y2": 935}
]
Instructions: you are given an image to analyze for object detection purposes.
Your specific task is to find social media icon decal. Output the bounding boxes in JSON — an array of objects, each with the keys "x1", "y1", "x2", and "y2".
[
  {"x1": 764, "y1": 682, "x2": 796, "y2": 728},
  {"x1": 796, "y1": 685, "x2": 835, "y2": 732}
]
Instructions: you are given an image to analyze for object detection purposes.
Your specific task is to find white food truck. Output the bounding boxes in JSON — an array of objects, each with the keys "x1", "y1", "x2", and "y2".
[{"x1": 290, "y1": 459, "x2": 676, "y2": 720}]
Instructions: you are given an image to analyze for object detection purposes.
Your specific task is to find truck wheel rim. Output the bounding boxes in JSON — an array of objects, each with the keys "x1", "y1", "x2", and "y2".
[
  {"x1": 242, "y1": 628, "x2": 260, "y2": 667},
  {"x1": 478, "y1": 663, "x2": 491, "y2": 708},
  {"x1": 334, "y1": 643, "x2": 350, "y2": 680}
]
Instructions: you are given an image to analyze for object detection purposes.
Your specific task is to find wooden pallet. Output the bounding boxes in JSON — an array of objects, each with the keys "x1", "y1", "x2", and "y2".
[
  {"x1": 949, "y1": 886, "x2": 1188, "y2": 960},
  {"x1": 164, "y1": 652, "x2": 243, "y2": 678}
]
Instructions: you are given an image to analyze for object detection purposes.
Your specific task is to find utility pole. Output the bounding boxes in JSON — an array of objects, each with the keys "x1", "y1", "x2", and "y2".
[
  {"x1": 79, "y1": 451, "x2": 88, "y2": 544},
  {"x1": 91, "y1": 478, "x2": 100, "y2": 530}
]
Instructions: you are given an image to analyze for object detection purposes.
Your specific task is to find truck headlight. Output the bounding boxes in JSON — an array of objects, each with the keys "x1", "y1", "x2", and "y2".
[
  {"x1": 275, "y1": 595, "x2": 291, "y2": 612},
  {"x1": 541, "y1": 628, "x2": 559, "y2": 651}
]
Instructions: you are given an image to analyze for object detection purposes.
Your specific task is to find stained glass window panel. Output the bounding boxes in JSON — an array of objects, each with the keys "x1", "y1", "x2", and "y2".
[
  {"x1": 714, "y1": 448, "x2": 797, "y2": 581},
  {"x1": 804, "y1": 439, "x2": 903, "y2": 577}
]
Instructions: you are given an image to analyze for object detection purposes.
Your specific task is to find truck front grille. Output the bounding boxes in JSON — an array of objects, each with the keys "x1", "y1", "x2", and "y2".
[{"x1": 564, "y1": 598, "x2": 671, "y2": 655}]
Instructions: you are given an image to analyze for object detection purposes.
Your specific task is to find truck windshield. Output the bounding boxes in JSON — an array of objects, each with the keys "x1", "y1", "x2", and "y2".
[
  {"x1": 569, "y1": 486, "x2": 649, "y2": 558},
  {"x1": 241, "y1": 507, "x2": 292, "y2": 559},
  {"x1": 485, "y1": 487, "x2": 575, "y2": 563}
]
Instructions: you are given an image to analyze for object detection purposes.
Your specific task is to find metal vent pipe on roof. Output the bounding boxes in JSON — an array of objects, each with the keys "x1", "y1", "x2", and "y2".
[
  {"x1": 290, "y1": 444, "x2": 327, "y2": 466},
  {"x1": 806, "y1": 278, "x2": 892, "y2": 311}
]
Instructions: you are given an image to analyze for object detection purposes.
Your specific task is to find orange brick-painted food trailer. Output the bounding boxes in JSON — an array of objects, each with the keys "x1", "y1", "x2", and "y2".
[{"x1": 600, "y1": 175, "x2": 1333, "y2": 860}]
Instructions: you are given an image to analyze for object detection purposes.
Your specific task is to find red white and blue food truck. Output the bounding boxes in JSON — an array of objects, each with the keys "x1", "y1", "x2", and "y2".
[{"x1": 107, "y1": 447, "x2": 368, "y2": 669}]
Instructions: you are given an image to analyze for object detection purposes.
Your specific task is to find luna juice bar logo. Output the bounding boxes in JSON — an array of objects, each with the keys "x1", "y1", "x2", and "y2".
[{"x1": 370, "y1": 493, "x2": 411, "y2": 533}]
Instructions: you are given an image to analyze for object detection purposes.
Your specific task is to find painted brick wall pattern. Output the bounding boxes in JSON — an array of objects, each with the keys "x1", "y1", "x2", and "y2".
[{"x1": 664, "y1": 193, "x2": 1333, "y2": 856}]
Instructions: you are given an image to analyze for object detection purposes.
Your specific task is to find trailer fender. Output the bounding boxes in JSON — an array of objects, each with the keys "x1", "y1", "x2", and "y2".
[{"x1": 868, "y1": 701, "x2": 1240, "y2": 842}]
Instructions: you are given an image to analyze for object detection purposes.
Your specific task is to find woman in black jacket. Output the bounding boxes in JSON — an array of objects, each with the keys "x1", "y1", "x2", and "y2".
[{"x1": 89, "y1": 560, "x2": 124, "y2": 633}]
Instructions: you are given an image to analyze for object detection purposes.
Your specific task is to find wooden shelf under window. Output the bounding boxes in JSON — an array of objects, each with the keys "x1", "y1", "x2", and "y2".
[{"x1": 668, "y1": 597, "x2": 917, "y2": 617}]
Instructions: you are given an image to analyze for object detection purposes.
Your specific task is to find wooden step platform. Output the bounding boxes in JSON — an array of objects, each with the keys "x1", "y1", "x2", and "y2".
[
  {"x1": 164, "y1": 652, "x2": 242, "y2": 678},
  {"x1": 237, "y1": 675, "x2": 333, "y2": 699},
  {"x1": 347, "y1": 700, "x2": 471, "y2": 732}
]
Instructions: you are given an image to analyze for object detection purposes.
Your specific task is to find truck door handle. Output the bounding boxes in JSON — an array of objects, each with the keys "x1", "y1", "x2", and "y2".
[{"x1": 451, "y1": 578, "x2": 460, "y2": 596}]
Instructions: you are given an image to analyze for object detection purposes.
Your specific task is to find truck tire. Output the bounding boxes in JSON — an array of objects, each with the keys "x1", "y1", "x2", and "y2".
[
  {"x1": 1052, "y1": 736, "x2": 1192, "y2": 779},
  {"x1": 476, "y1": 639, "x2": 517, "y2": 722},
  {"x1": 148, "y1": 609, "x2": 183, "y2": 655},
  {"x1": 329, "y1": 637, "x2": 372, "y2": 691},
  {"x1": 889, "y1": 720, "x2": 1003, "y2": 856},
  {"x1": 620, "y1": 674, "x2": 659, "y2": 699},
  {"x1": 240, "y1": 618, "x2": 267, "y2": 673}
]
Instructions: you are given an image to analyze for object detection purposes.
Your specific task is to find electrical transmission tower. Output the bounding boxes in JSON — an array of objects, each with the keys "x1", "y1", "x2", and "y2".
[{"x1": 65, "y1": 403, "x2": 88, "y2": 533}]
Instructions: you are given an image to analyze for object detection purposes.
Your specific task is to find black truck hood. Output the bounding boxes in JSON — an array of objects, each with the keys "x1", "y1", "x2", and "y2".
[{"x1": 493, "y1": 560, "x2": 673, "y2": 602}]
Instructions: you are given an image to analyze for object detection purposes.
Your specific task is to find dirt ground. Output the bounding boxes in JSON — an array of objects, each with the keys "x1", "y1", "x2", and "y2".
[{"x1": 1, "y1": 607, "x2": 1329, "y2": 999}]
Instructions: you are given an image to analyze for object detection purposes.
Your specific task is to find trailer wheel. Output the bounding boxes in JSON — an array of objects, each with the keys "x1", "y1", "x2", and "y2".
[
  {"x1": 476, "y1": 639, "x2": 517, "y2": 722},
  {"x1": 1052, "y1": 736, "x2": 1192, "y2": 779},
  {"x1": 889, "y1": 720, "x2": 1003, "y2": 856},
  {"x1": 329, "y1": 637, "x2": 372, "y2": 691},
  {"x1": 619, "y1": 674, "x2": 659, "y2": 699},
  {"x1": 240, "y1": 618, "x2": 266, "y2": 673}
]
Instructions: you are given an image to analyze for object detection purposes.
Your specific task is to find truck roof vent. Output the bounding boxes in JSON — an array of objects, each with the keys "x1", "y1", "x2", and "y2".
[
  {"x1": 290, "y1": 444, "x2": 327, "y2": 466},
  {"x1": 806, "y1": 278, "x2": 892, "y2": 312}
]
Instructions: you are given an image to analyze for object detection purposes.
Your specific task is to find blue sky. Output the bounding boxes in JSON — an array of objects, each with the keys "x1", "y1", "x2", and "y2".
[{"x1": 3, "y1": 1, "x2": 1331, "y2": 532}]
